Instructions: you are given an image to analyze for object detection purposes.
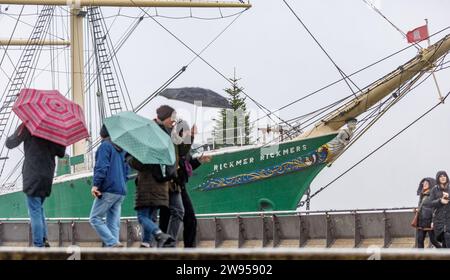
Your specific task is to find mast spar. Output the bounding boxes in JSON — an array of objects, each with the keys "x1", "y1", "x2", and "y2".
[
  {"x1": 0, "y1": 0, "x2": 251, "y2": 8},
  {"x1": 300, "y1": 33, "x2": 450, "y2": 139},
  {"x1": 0, "y1": 0, "x2": 251, "y2": 162}
]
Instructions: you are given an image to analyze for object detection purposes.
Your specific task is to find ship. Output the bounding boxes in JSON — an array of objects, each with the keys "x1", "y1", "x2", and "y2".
[{"x1": 0, "y1": 1, "x2": 449, "y2": 218}]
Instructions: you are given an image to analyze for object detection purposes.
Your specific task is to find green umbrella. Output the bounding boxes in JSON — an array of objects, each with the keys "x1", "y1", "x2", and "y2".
[{"x1": 103, "y1": 111, "x2": 175, "y2": 165}]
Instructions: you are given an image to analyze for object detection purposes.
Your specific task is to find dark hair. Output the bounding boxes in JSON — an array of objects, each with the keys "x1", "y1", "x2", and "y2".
[
  {"x1": 100, "y1": 125, "x2": 109, "y2": 138},
  {"x1": 436, "y1": 171, "x2": 449, "y2": 186},
  {"x1": 156, "y1": 105, "x2": 175, "y2": 121}
]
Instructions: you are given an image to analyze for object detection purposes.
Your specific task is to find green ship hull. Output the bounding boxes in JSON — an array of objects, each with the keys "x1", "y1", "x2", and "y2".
[{"x1": 0, "y1": 133, "x2": 336, "y2": 218}]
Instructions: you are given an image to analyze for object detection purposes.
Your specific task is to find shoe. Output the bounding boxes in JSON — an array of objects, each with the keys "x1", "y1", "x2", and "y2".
[
  {"x1": 140, "y1": 242, "x2": 151, "y2": 248},
  {"x1": 43, "y1": 238, "x2": 50, "y2": 248},
  {"x1": 155, "y1": 232, "x2": 175, "y2": 248},
  {"x1": 163, "y1": 239, "x2": 177, "y2": 248},
  {"x1": 111, "y1": 242, "x2": 124, "y2": 248}
]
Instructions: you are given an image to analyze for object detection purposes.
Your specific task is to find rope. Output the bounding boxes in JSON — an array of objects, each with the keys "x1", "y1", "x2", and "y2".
[
  {"x1": 298, "y1": 89, "x2": 450, "y2": 207},
  {"x1": 362, "y1": 0, "x2": 422, "y2": 51},
  {"x1": 132, "y1": 8, "x2": 245, "y2": 115},
  {"x1": 128, "y1": 1, "x2": 297, "y2": 132},
  {"x1": 2, "y1": 12, "x2": 65, "y2": 41},
  {"x1": 133, "y1": 66, "x2": 187, "y2": 113},
  {"x1": 0, "y1": 6, "x2": 24, "y2": 75},
  {"x1": 282, "y1": 0, "x2": 363, "y2": 97},
  {"x1": 247, "y1": 23, "x2": 450, "y2": 130}
]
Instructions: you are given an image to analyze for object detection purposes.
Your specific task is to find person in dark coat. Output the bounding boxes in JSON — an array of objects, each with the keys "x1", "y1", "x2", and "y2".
[
  {"x1": 427, "y1": 171, "x2": 450, "y2": 247},
  {"x1": 128, "y1": 155, "x2": 175, "y2": 248},
  {"x1": 159, "y1": 121, "x2": 211, "y2": 247},
  {"x1": 6, "y1": 123, "x2": 65, "y2": 247},
  {"x1": 128, "y1": 107, "x2": 177, "y2": 248},
  {"x1": 152, "y1": 105, "x2": 185, "y2": 247},
  {"x1": 416, "y1": 178, "x2": 441, "y2": 248}
]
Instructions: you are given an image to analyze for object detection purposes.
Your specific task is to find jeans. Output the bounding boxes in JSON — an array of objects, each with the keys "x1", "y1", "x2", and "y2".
[
  {"x1": 137, "y1": 207, "x2": 161, "y2": 243},
  {"x1": 159, "y1": 191, "x2": 184, "y2": 243},
  {"x1": 417, "y1": 229, "x2": 441, "y2": 248},
  {"x1": 26, "y1": 195, "x2": 48, "y2": 247},
  {"x1": 89, "y1": 192, "x2": 125, "y2": 247}
]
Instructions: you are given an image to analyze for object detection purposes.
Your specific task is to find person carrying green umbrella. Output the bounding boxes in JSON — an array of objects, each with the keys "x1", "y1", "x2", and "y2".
[{"x1": 104, "y1": 110, "x2": 176, "y2": 247}]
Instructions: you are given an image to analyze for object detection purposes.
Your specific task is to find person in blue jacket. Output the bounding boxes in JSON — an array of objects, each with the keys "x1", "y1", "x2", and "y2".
[{"x1": 89, "y1": 125, "x2": 129, "y2": 247}]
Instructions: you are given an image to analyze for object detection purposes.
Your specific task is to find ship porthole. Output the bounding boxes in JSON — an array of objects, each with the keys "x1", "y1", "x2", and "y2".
[{"x1": 259, "y1": 198, "x2": 275, "y2": 211}]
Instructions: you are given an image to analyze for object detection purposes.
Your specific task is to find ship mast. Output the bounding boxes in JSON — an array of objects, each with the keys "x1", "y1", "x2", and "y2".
[
  {"x1": 301, "y1": 33, "x2": 450, "y2": 138},
  {"x1": 0, "y1": 0, "x2": 251, "y2": 158}
]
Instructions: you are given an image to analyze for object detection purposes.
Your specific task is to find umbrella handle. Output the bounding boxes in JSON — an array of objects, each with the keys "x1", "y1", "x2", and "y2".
[
  {"x1": 194, "y1": 105, "x2": 198, "y2": 124},
  {"x1": 18, "y1": 122, "x2": 26, "y2": 135}
]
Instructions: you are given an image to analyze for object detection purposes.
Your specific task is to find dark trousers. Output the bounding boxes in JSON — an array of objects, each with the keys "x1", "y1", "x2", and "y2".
[
  {"x1": 444, "y1": 232, "x2": 450, "y2": 248},
  {"x1": 180, "y1": 186, "x2": 197, "y2": 247},
  {"x1": 417, "y1": 229, "x2": 441, "y2": 248},
  {"x1": 159, "y1": 186, "x2": 197, "y2": 247},
  {"x1": 435, "y1": 231, "x2": 450, "y2": 248}
]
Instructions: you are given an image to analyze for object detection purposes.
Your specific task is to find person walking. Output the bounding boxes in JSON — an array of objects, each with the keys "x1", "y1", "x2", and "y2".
[
  {"x1": 159, "y1": 120, "x2": 211, "y2": 247},
  {"x1": 152, "y1": 105, "x2": 185, "y2": 247},
  {"x1": 89, "y1": 125, "x2": 129, "y2": 248},
  {"x1": 127, "y1": 105, "x2": 178, "y2": 248},
  {"x1": 127, "y1": 153, "x2": 175, "y2": 248},
  {"x1": 6, "y1": 123, "x2": 66, "y2": 247},
  {"x1": 427, "y1": 171, "x2": 450, "y2": 247},
  {"x1": 416, "y1": 177, "x2": 441, "y2": 248}
]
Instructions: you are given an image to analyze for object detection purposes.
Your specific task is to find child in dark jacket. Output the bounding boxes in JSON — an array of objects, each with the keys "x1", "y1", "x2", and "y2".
[{"x1": 89, "y1": 125, "x2": 129, "y2": 247}]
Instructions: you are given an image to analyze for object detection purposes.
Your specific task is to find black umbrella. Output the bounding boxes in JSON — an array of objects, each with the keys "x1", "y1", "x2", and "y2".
[{"x1": 159, "y1": 87, "x2": 231, "y2": 109}]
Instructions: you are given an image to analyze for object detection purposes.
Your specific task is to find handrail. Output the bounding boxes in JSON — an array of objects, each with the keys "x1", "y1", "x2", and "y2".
[{"x1": 0, "y1": 206, "x2": 416, "y2": 221}]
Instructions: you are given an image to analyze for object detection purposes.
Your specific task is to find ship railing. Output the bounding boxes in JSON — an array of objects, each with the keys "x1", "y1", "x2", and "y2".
[
  {"x1": 207, "y1": 126, "x2": 247, "y2": 150},
  {"x1": 195, "y1": 206, "x2": 416, "y2": 218},
  {"x1": 0, "y1": 206, "x2": 416, "y2": 222},
  {"x1": 0, "y1": 207, "x2": 418, "y2": 248},
  {"x1": 198, "y1": 125, "x2": 296, "y2": 153}
]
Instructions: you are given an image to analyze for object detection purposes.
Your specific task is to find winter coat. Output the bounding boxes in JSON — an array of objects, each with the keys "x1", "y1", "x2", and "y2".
[
  {"x1": 417, "y1": 193, "x2": 433, "y2": 230},
  {"x1": 426, "y1": 171, "x2": 450, "y2": 237},
  {"x1": 93, "y1": 139, "x2": 129, "y2": 196},
  {"x1": 128, "y1": 156, "x2": 170, "y2": 209},
  {"x1": 5, "y1": 125, "x2": 66, "y2": 197}
]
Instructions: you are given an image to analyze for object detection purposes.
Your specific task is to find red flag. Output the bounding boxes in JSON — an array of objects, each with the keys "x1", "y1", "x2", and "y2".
[{"x1": 406, "y1": 25, "x2": 429, "y2": 43}]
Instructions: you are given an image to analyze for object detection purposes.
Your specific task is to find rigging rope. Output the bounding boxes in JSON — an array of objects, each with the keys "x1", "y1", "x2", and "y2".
[
  {"x1": 248, "y1": 26, "x2": 450, "y2": 128},
  {"x1": 132, "y1": 7, "x2": 246, "y2": 113},
  {"x1": 298, "y1": 88, "x2": 450, "y2": 208},
  {"x1": 128, "y1": 1, "x2": 297, "y2": 132},
  {"x1": 282, "y1": 0, "x2": 363, "y2": 97},
  {"x1": 3, "y1": 11, "x2": 65, "y2": 41},
  {"x1": 0, "y1": 6, "x2": 24, "y2": 76},
  {"x1": 362, "y1": 0, "x2": 422, "y2": 51}
]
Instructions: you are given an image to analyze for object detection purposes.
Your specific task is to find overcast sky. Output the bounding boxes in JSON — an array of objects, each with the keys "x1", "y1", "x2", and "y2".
[{"x1": 1, "y1": 0, "x2": 450, "y2": 210}]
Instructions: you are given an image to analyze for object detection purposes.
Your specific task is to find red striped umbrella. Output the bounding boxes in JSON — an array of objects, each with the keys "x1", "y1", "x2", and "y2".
[{"x1": 12, "y1": 88, "x2": 89, "y2": 146}]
